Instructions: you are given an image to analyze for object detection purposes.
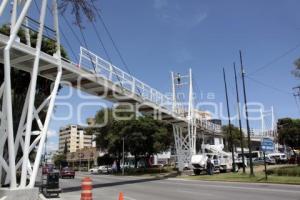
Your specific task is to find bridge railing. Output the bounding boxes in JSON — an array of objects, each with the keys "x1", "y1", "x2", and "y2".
[
  {"x1": 79, "y1": 47, "x2": 173, "y2": 110},
  {"x1": 79, "y1": 47, "x2": 221, "y2": 133}
]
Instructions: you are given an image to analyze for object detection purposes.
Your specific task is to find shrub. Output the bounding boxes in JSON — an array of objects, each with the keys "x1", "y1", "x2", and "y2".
[{"x1": 267, "y1": 166, "x2": 300, "y2": 177}]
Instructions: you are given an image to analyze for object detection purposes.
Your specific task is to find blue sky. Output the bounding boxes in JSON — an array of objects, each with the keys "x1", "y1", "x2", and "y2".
[{"x1": 2, "y1": 0, "x2": 300, "y2": 151}]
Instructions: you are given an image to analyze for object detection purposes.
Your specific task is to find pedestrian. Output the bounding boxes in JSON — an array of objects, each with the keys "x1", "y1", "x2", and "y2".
[
  {"x1": 112, "y1": 160, "x2": 117, "y2": 174},
  {"x1": 206, "y1": 156, "x2": 213, "y2": 175}
]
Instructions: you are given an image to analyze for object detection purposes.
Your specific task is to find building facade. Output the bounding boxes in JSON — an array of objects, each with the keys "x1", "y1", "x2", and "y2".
[{"x1": 58, "y1": 125, "x2": 95, "y2": 153}]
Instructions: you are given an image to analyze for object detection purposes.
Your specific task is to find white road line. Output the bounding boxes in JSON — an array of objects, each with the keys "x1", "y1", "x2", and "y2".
[
  {"x1": 180, "y1": 190, "x2": 214, "y2": 196},
  {"x1": 155, "y1": 180, "x2": 300, "y2": 194},
  {"x1": 170, "y1": 178, "x2": 300, "y2": 188},
  {"x1": 124, "y1": 196, "x2": 137, "y2": 200}
]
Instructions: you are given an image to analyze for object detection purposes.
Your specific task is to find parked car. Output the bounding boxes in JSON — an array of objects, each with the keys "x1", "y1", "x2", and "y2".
[
  {"x1": 98, "y1": 166, "x2": 112, "y2": 174},
  {"x1": 252, "y1": 157, "x2": 276, "y2": 165},
  {"x1": 60, "y1": 167, "x2": 75, "y2": 179},
  {"x1": 268, "y1": 153, "x2": 288, "y2": 164},
  {"x1": 89, "y1": 167, "x2": 100, "y2": 174}
]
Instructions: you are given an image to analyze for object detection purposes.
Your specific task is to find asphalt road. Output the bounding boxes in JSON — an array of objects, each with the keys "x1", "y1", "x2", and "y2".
[{"x1": 59, "y1": 172, "x2": 300, "y2": 200}]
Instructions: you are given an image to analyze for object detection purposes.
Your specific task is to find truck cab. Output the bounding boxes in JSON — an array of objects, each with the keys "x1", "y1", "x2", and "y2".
[{"x1": 191, "y1": 153, "x2": 220, "y2": 175}]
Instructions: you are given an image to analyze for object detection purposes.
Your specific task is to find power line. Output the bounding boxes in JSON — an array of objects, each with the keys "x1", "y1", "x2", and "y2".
[
  {"x1": 33, "y1": 0, "x2": 78, "y2": 62},
  {"x1": 248, "y1": 42, "x2": 300, "y2": 76},
  {"x1": 61, "y1": 14, "x2": 83, "y2": 47},
  {"x1": 245, "y1": 75, "x2": 292, "y2": 95},
  {"x1": 77, "y1": 26, "x2": 97, "y2": 73},
  {"x1": 91, "y1": 21, "x2": 112, "y2": 63},
  {"x1": 91, "y1": 1, "x2": 134, "y2": 77},
  {"x1": 90, "y1": 2, "x2": 143, "y2": 95}
]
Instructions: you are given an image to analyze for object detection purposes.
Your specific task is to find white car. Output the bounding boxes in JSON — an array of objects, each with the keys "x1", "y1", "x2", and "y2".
[
  {"x1": 98, "y1": 165, "x2": 112, "y2": 174},
  {"x1": 267, "y1": 153, "x2": 288, "y2": 164},
  {"x1": 89, "y1": 167, "x2": 100, "y2": 174}
]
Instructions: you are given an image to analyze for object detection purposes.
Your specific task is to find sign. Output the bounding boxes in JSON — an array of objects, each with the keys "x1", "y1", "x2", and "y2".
[{"x1": 261, "y1": 138, "x2": 274, "y2": 152}]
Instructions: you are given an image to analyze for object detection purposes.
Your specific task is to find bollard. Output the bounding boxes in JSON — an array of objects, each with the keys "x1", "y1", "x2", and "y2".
[
  {"x1": 81, "y1": 177, "x2": 93, "y2": 200},
  {"x1": 118, "y1": 192, "x2": 124, "y2": 200}
]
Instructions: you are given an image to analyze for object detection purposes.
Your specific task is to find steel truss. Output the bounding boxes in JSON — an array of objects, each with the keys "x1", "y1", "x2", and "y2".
[
  {"x1": 171, "y1": 69, "x2": 197, "y2": 171},
  {"x1": 0, "y1": 0, "x2": 62, "y2": 189}
]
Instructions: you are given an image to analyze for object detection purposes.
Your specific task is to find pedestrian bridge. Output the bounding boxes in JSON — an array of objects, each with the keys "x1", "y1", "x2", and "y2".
[
  {"x1": 0, "y1": 0, "x2": 221, "y2": 193},
  {"x1": 0, "y1": 34, "x2": 220, "y2": 133}
]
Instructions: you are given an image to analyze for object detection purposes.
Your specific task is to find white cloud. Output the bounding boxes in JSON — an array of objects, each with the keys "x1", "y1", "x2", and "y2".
[
  {"x1": 46, "y1": 141, "x2": 58, "y2": 152},
  {"x1": 194, "y1": 12, "x2": 208, "y2": 25},
  {"x1": 47, "y1": 129, "x2": 57, "y2": 139},
  {"x1": 176, "y1": 48, "x2": 193, "y2": 63},
  {"x1": 153, "y1": 0, "x2": 168, "y2": 10},
  {"x1": 45, "y1": 130, "x2": 58, "y2": 152},
  {"x1": 153, "y1": 1, "x2": 208, "y2": 28}
]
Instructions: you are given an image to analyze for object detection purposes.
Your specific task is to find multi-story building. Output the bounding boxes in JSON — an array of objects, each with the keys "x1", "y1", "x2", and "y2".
[{"x1": 58, "y1": 125, "x2": 95, "y2": 153}]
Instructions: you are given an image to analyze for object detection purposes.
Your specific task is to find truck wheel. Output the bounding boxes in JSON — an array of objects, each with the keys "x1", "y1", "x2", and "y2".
[{"x1": 193, "y1": 169, "x2": 201, "y2": 175}]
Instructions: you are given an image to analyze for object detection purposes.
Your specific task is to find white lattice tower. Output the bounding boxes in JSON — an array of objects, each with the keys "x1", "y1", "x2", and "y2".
[
  {"x1": 171, "y1": 69, "x2": 197, "y2": 170},
  {"x1": 0, "y1": 0, "x2": 62, "y2": 190}
]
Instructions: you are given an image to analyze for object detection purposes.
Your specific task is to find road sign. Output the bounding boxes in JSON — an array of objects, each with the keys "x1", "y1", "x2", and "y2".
[
  {"x1": 261, "y1": 138, "x2": 274, "y2": 152},
  {"x1": 261, "y1": 138, "x2": 274, "y2": 180}
]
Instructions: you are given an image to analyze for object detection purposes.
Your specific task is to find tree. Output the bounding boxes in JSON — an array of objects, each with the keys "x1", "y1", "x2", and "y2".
[
  {"x1": 293, "y1": 58, "x2": 300, "y2": 78},
  {"x1": 53, "y1": 153, "x2": 66, "y2": 168},
  {"x1": 0, "y1": 25, "x2": 68, "y2": 132},
  {"x1": 277, "y1": 118, "x2": 300, "y2": 149},
  {"x1": 222, "y1": 124, "x2": 245, "y2": 151},
  {"x1": 89, "y1": 108, "x2": 173, "y2": 169},
  {"x1": 58, "y1": 0, "x2": 97, "y2": 28}
]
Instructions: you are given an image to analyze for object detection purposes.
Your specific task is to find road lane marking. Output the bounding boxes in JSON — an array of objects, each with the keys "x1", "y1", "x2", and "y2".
[
  {"x1": 124, "y1": 196, "x2": 137, "y2": 200},
  {"x1": 154, "y1": 180, "x2": 300, "y2": 194}
]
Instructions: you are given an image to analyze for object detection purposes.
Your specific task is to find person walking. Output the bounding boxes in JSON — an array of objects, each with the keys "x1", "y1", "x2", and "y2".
[{"x1": 206, "y1": 156, "x2": 213, "y2": 175}]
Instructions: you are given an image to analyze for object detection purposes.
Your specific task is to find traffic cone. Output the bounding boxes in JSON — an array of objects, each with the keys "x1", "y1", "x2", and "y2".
[
  {"x1": 118, "y1": 192, "x2": 124, "y2": 200},
  {"x1": 81, "y1": 177, "x2": 93, "y2": 200}
]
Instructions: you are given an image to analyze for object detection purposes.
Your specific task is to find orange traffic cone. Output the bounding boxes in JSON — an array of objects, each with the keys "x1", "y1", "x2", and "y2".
[{"x1": 118, "y1": 192, "x2": 124, "y2": 200}]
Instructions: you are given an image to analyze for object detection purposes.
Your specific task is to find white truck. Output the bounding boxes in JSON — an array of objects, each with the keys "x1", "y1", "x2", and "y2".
[
  {"x1": 191, "y1": 145, "x2": 241, "y2": 175},
  {"x1": 191, "y1": 153, "x2": 220, "y2": 175}
]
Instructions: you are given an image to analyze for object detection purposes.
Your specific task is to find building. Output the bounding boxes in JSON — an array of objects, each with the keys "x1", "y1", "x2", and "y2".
[
  {"x1": 193, "y1": 109, "x2": 212, "y2": 120},
  {"x1": 66, "y1": 147, "x2": 99, "y2": 170},
  {"x1": 58, "y1": 125, "x2": 95, "y2": 153}
]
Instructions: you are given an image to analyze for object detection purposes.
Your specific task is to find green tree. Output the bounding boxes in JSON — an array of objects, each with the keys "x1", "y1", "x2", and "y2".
[
  {"x1": 0, "y1": 25, "x2": 68, "y2": 133},
  {"x1": 277, "y1": 118, "x2": 300, "y2": 149},
  {"x1": 89, "y1": 108, "x2": 173, "y2": 169},
  {"x1": 222, "y1": 124, "x2": 245, "y2": 151},
  {"x1": 53, "y1": 153, "x2": 66, "y2": 168}
]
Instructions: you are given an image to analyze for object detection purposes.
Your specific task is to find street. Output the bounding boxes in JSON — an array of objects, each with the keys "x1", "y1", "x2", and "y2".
[{"x1": 60, "y1": 172, "x2": 300, "y2": 200}]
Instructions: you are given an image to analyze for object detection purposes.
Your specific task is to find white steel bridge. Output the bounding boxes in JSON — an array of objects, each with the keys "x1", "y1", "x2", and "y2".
[{"x1": 0, "y1": 0, "x2": 221, "y2": 197}]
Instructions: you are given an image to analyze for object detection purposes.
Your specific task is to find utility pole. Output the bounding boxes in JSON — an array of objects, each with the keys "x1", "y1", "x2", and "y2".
[
  {"x1": 293, "y1": 86, "x2": 300, "y2": 115},
  {"x1": 223, "y1": 68, "x2": 236, "y2": 172},
  {"x1": 233, "y1": 63, "x2": 246, "y2": 173},
  {"x1": 239, "y1": 50, "x2": 254, "y2": 176},
  {"x1": 122, "y1": 137, "x2": 125, "y2": 176}
]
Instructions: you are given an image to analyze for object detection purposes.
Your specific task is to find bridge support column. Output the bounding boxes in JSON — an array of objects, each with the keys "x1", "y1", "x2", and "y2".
[
  {"x1": 173, "y1": 123, "x2": 196, "y2": 171},
  {"x1": 0, "y1": 0, "x2": 62, "y2": 196}
]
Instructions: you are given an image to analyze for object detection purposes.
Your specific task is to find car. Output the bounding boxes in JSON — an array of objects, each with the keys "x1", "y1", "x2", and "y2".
[
  {"x1": 268, "y1": 153, "x2": 288, "y2": 164},
  {"x1": 60, "y1": 167, "x2": 75, "y2": 179},
  {"x1": 89, "y1": 167, "x2": 100, "y2": 174},
  {"x1": 98, "y1": 165, "x2": 112, "y2": 174},
  {"x1": 252, "y1": 157, "x2": 276, "y2": 165}
]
